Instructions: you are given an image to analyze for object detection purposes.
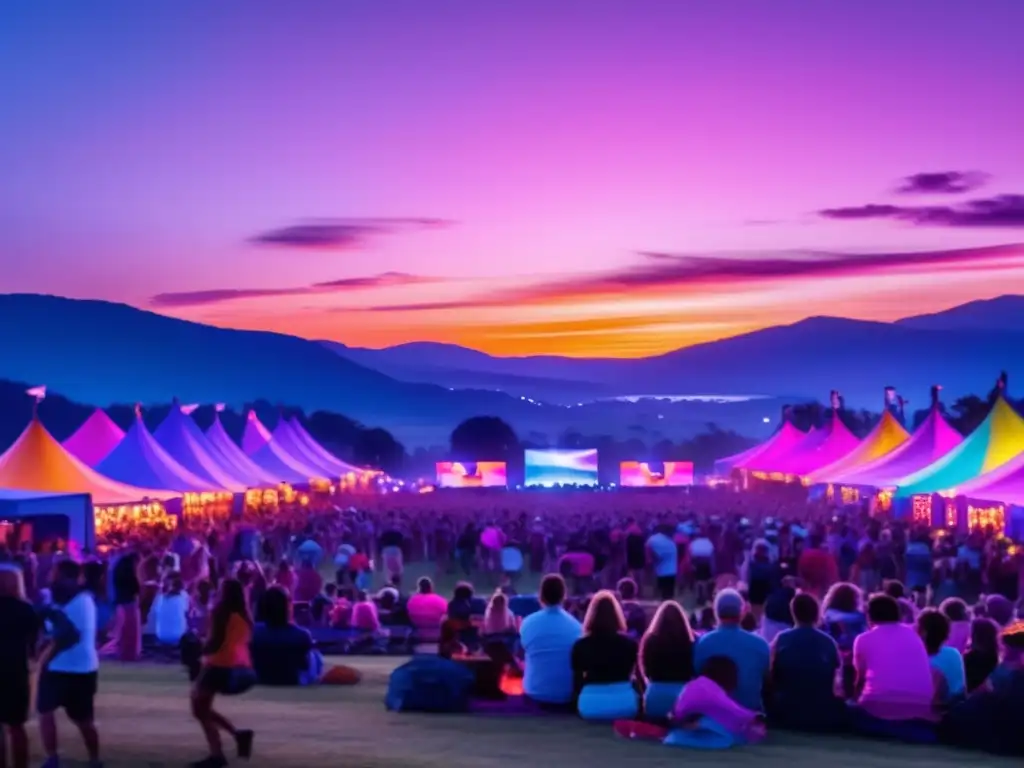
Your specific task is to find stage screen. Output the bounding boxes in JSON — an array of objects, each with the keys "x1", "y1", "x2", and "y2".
[
  {"x1": 524, "y1": 449, "x2": 598, "y2": 487},
  {"x1": 435, "y1": 461, "x2": 507, "y2": 488},
  {"x1": 619, "y1": 461, "x2": 694, "y2": 487}
]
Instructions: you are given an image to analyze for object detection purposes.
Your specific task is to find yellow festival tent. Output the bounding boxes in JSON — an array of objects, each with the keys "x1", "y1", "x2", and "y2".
[
  {"x1": 807, "y1": 409, "x2": 910, "y2": 484},
  {"x1": 0, "y1": 418, "x2": 175, "y2": 504}
]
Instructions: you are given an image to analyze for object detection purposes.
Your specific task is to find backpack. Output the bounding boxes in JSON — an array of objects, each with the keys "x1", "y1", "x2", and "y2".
[{"x1": 384, "y1": 656, "x2": 475, "y2": 713}]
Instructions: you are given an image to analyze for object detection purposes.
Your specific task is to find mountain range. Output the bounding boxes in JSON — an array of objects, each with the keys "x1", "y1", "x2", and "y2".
[{"x1": 2, "y1": 293, "x2": 1023, "y2": 446}]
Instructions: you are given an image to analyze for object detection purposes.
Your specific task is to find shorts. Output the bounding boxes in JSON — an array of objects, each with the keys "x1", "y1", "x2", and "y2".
[
  {"x1": 382, "y1": 546, "x2": 403, "y2": 574},
  {"x1": 626, "y1": 550, "x2": 646, "y2": 571},
  {"x1": 37, "y1": 671, "x2": 98, "y2": 722},
  {"x1": 692, "y1": 558, "x2": 713, "y2": 583},
  {"x1": 0, "y1": 674, "x2": 30, "y2": 726},
  {"x1": 196, "y1": 666, "x2": 256, "y2": 696},
  {"x1": 656, "y1": 575, "x2": 676, "y2": 601}
]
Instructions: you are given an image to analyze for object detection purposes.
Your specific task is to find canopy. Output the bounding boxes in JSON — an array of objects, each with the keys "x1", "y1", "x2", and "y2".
[
  {"x1": 807, "y1": 410, "x2": 910, "y2": 483},
  {"x1": 95, "y1": 414, "x2": 214, "y2": 492},
  {"x1": 205, "y1": 415, "x2": 281, "y2": 487},
  {"x1": 896, "y1": 395, "x2": 1024, "y2": 497},
  {"x1": 0, "y1": 488, "x2": 95, "y2": 551},
  {"x1": 241, "y1": 411, "x2": 272, "y2": 455},
  {"x1": 0, "y1": 419, "x2": 173, "y2": 503},
  {"x1": 243, "y1": 411, "x2": 326, "y2": 483},
  {"x1": 822, "y1": 396, "x2": 963, "y2": 489},
  {"x1": 736, "y1": 426, "x2": 822, "y2": 472},
  {"x1": 269, "y1": 419, "x2": 340, "y2": 478},
  {"x1": 153, "y1": 406, "x2": 247, "y2": 491},
  {"x1": 746, "y1": 411, "x2": 860, "y2": 477},
  {"x1": 63, "y1": 409, "x2": 125, "y2": 467},
  {"x1": 714, "y1": 421, "x2": 807, "y2": 475},
  {"x1": 288, "y1": 417, "x2": 362, "y2": 475}
]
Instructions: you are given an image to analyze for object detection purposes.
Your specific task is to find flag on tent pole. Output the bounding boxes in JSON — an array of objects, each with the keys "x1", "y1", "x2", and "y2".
[
  {"x1": 26, "y1": 385, "x2": 46, "y2": 401},
  {"x1": 180, "y1": 404, "x2": 199, "y2": 415},
  {"x1": 215, "y1": 403, "x2": 226, "y2": 413}
]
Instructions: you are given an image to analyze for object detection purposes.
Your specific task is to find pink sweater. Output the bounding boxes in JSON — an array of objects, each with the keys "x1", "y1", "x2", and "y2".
[{"x1": 670, "y1": 677, "x2": 764, "y2": 742}]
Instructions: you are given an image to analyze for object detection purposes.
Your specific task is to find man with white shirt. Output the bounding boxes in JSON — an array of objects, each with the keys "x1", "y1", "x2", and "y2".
[
  {"x1": 37, "y1": 560, "x2": 102, "y2": 768},
  {"x1": 689, "y1": 531, "x2": 716, "y2": 606}
]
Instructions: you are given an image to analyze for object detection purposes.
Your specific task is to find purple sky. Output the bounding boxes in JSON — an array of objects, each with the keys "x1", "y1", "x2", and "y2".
[{"x1": 2, "y1": 1, "x2": 1023, "y2": 355}]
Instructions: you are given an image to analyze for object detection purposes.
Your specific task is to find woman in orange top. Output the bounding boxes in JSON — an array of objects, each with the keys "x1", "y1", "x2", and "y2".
[{"x1": 190, "y1": 578, "x2": 255, "y2": 768}]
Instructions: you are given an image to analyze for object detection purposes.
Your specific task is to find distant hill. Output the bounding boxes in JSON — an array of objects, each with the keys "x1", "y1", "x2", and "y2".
[
  {"x1": 896, "y1": 295, "x2": 1024, "y2": 332},
  {"x1": 0, "y1": 294, "x2": 540, "y2": 445}
]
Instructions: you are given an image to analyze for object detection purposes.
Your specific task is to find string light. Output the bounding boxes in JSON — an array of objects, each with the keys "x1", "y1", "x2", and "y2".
[
  {"x1": 94, "y1": 502, "x2": 175, "y2": 535},
  {"x1": 945, "y1": 498, "x2": 958, "y2": 529},
  {"x1": 967, "y1": 504, "x2": 1005, "y2": 533},
  {"x1": 876, "y1": 490, "x2": 893, "y2": 513},
  {"x1": 912, "y1": 496, "x2": 932, "y2": 526},
  {"x1": 840, "y1": 486, "x2": 860, "y2": 505}
]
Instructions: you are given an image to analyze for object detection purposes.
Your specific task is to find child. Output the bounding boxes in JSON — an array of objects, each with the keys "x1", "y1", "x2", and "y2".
[{"x1": 614, "y1": 656, "x2": 765, "y2": 749}]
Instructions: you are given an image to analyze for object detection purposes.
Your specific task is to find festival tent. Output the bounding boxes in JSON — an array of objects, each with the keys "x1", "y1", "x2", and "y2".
[
  {"x1": 820, "y1": 387, "x2": 963, "y2": 490},
  {"x1": 243, "y1": 411, "x2": 326, "y2": 483},
  {"x1": 287, "y1": 417, "x2": 362, "y2": 475},
  {"x1": 745, "y1": 410, "x2": 860, "y2": 477},
  {"x1": 895, "y1": 387, "x2": 1024, "y2": 498},
  {"x1": 0, "y1": 488, "x2": 95, "y2": 551},
  {"x1": 0, "y1": 418, "x2": 173, "y2": 504},
  {"x1": 62, "y1": 409, "x2": 125, "y2": 467},
  {"x1": 95, "y1": 412, "x2": 215, "y2": 492},
  {"x1": 152, "y1": 405, "x2": 248, "y2": 492},
  {"x1": 714, "y1": 420, "x2": 808, "y2": 475},
  {"x1": 269, "y1": 419, "x2": 340, "y2": 478},
  {"x1": 241, "y1": 411, "x2": 273, "y2": 455},
  {"x1": 205, "y1": 413, "x2": 282, "y2": 487},
  {"x1": 806, "y1": 409, "x2": 910, "y2": 484},
  {"x1": 735, "y1": 425, "x2": 824, "y2": 473}
]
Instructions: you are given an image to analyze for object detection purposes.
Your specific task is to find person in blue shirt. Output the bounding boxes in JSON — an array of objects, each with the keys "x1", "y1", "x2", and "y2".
[
  {"x1": 645, "y1": 526, "x2": 678, "y2": 601},
  {"x1": 252, "y1": 587, "x2": 321, "y2": 687},
  {"x1": 519, "y1": 575, "x2": 582, "y2": 707},
  {"x1": 694, "y1": 589, "x2": 769, "y2": 712}
]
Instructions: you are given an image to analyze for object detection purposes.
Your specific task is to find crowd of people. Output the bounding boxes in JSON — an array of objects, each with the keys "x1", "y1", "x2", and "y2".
[{"x1": 1, "y1": 486, "x2": 1023, "y2": 766}]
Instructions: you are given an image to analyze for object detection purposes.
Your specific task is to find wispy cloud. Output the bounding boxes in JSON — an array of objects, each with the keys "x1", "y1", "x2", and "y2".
[
  {"x1": 820, "y1": 194, "x2": 1024, "y2": 228},
  {"x1": 362, "y1": 244, "x2": 1024, "y2": 312},
  {"x1": 895, "y1": 171, "x2": 989, "y2": 195},
  {"x1": 151, "y1": 271, "x2": 435, "y2": 308},
  {"x1": 248, "y1": 218, "x2": 453, "y2": 250}
]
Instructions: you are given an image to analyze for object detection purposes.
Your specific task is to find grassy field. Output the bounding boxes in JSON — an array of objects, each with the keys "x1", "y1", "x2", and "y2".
[{"x1": 25, "y1": 658, "x2": 1016, "y2": 768}]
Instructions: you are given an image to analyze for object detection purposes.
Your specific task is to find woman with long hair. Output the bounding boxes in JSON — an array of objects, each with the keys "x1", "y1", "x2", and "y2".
[
  {"x1": 639, "y1": 600, "x2": 696, "y2": 719},
  {"x1": 571, "y1": 590, "x2": 638, "y2": 720},
  {"x1": 0, "y1": 564, "x2": 39, "y2": 768},
  {"x1": 482, "y1": 591, "x2": 518, "y2": 636},
  {"x1": 191, "y1": 578, "x2": 255, "y2": 768},
  {"x1": 822, "y1": 581, "x2": 867, "y2": 652}
]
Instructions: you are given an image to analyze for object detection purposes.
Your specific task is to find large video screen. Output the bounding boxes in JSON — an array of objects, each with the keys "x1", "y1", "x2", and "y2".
[
  {"x1": 524, "y1": 449, "x2": 598, "y2": 487},
  {"x1": 436, "y1": 461, "x2": 508, "y2": 488},
  {"x1": 620, "y1": 461, "x2": 694, "y2": 487}
]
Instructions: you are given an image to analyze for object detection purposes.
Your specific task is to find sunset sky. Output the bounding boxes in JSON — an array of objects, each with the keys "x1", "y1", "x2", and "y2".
[{"x1": 2, "y1": 1, "x2": 1023, "y2": 357}]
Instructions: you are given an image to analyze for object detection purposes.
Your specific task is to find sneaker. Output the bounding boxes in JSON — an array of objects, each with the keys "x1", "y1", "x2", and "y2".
[
  {"x1": 190, "y1": 756, "x2": 228, "y2": 768},
  {"x1": 235, "y1": 729, "x2": 254, "y2": 760}
]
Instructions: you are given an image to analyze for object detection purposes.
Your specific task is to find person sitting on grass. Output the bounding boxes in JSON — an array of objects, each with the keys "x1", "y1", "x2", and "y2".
[
  {"x1": 768, "y1": 592, "x2": 846, "y2": 732},
  {"x1": 939, "y1": 597, "x2": 972, "y2": 653},
  {"x1": 519, "y1": 574, "x2": 581, "y2": 709},
  {"x1": 638, "y1": 601, "x2": 696, "y2": 720},
  {"x1": 252, "y1": 586, "x2": 323, "y2": 687},
  {"x1": 350, "y1": 591, "x2": 381, "y2": 633},
  {"x1": 616, "y1": 578, "x2": 649, "y2": 637},
  {"x1": 572, "y1": 590, "x2": 639, "y2": 720},
  {"x1": 918, "y1": 608, "x2": 966, "y2": 704},
  {"x1": 693, "y1": 589, "x2": 770, "y2": 712},
  {"x1": 153, "y1": 572, "x2": 190, "y2": 648},
  {"x1": 407, "y1": 577, "x2": 448, "y2": 638},
  {"x1": 963, "y1": 617, "x2": 1000, "y2": 693}
]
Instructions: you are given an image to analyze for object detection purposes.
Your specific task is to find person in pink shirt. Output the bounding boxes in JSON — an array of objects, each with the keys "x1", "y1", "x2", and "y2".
[
  {"x1": 406, "y1": 577, "x2": 448, "y2": 634},
  {"x1": 939, "y1": 598, "x2": 971, "y2": 653},
  {"x1": 852, "y1": 594, "x2": 936, "y2": 724},
  {"x1": 292, "y1": 560, "x2": 323, "y2": 603},
  {"x1": 350, "y1": 592, "x2": 381, "y2": 633}
]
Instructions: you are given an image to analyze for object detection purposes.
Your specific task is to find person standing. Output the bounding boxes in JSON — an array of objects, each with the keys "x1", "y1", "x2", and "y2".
[{"x1": 0, "y1": 563, "x2": 40, "y2": 768}]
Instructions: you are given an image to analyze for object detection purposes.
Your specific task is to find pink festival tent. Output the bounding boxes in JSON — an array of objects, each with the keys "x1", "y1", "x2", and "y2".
[
  {"x1": 242, "y1": 411, "x2": 326, "y2": 484},
  {"x1": 63, "y1": 409, "x2": 124, "y2": 467},
  {"x1": 714, "y1": 419, "x2": 807, "y2": 475},
  {"x1": 95, "y1": 412, "x2": 214, "y2": 492},
  {"x1": 744, "y1": 411, "x2": 860, "y2": 477},
  {"x1": 825, "y1": 387, "x2": 963, "y2": 490}
]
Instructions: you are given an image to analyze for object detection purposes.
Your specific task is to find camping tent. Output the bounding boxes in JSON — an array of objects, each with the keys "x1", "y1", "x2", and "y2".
[
  {"x1": 205, "y1": 414, "x2": 281, "y2": 487},
  {"x1": 743, "y1": 410, "x2": 860, "y2": 477},
  {"x1": 243, "y1": 412, "x2": 326, "y2": 483},
  {"x1": 820, "y1": 387, "x2": 963, "y2": 490},
  {"x1": 288, "y1": 417, "x2": 362, "y2": 475},
  {"x1": 714, "y1": 420, "x2": 808, "y2": 475},
  {"x1": 807, "y1": 409, "x2": 910, "y2": 484},
  {"x1": 153, "y1": 406, "x2": 247, "y2": 491},
  {"x1": 95, "y1": 413, "x2": 215, "y2": 492},
  {"x1": 896, "y1": 392, "x2": 1024, "y2": 497},
  {"x1": 63, "y1": 409, "x2": 125, "y2": 467},
  {"x1": 0, "y1": 489, "x2": 95, "y2": 551},
  {"x1": 0, "y1": 418, "x2": 173, "y2": 504}
]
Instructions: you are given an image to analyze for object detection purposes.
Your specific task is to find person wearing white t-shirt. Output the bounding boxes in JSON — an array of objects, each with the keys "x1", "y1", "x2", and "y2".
[
  {"x1": 689, "y1": 535, "x2": 716, "y2": 606},
  {"x1": 154, "y1": 575, "x2": 191, "y2": 646},
  {"x1": 37, "y1": 560, "x2": 102, "y2": 768}
]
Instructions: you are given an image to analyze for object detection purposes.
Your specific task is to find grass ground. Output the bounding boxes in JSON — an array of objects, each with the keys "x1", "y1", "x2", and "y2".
[{"x1": 26, "y1": 659, "x2": 1015, "y2": 768}]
